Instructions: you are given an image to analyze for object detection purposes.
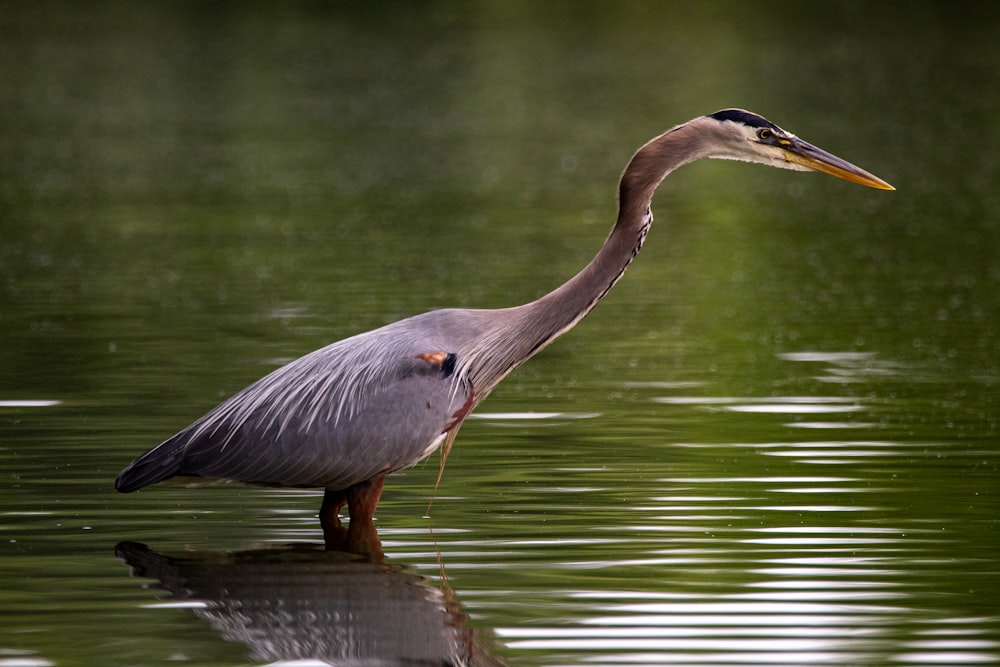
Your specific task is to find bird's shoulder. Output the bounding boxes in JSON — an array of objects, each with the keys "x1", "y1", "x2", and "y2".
[{"x1": 194, "y1": 308, "x2": 485, "y2": 436}]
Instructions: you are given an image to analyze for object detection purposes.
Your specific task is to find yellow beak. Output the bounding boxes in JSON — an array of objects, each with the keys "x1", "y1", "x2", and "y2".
[{"x1": 784, "y1": 137, "x2": 895, "y2": 191}]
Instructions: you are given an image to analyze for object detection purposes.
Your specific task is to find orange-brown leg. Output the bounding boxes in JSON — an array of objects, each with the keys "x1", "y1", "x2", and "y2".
[
  {"x1": 343, "y1": 471, "x2": 387, "y2": 558},
  {"x1": 345, "y1": 471, "x2": 387, "y2": 523},
  {"x1": 319, "y1": 488, "x2": 348, "y2": 547}
]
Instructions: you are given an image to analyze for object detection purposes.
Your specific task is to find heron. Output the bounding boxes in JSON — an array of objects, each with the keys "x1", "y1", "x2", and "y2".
[{"x1": 116, "y1": 109, "x2": 893, "y2": 547}]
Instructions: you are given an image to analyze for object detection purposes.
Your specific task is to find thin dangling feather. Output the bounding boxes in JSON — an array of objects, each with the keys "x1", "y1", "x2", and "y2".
[{"x1": 426, "y1": 428, "x2": 460, "y2": 515}]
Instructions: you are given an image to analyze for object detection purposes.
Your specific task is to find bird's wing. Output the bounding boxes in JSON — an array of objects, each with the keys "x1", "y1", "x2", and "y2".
[{"x1": 116, "y1": 330, "x2": 471, "y2": 493}]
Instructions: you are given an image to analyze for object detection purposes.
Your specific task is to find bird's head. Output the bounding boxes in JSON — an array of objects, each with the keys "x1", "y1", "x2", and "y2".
[{"x1": 703, "y1": 108, "x2": 895, "y2": 190}]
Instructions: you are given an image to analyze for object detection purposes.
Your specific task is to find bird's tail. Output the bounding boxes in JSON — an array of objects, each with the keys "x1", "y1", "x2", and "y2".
[{"x1": 115, "y1": 433, "x2": 188, "y2": 493}]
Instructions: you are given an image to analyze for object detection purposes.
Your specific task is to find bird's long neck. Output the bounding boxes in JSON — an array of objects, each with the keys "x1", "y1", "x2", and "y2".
[{"x1": 465, "y1": 119, "x2": 713, "y2": 392}]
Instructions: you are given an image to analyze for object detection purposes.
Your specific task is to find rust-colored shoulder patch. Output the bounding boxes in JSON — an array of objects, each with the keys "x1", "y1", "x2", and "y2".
[
  {"x1": 416, "y1": 351, "x2": 457, "y2": 377},
  {"x1": 417, "y1": 351, "x2": 448, "y2": 366}
]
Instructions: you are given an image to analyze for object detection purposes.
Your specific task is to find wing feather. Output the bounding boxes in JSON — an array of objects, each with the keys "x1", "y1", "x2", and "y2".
[{"x1": 116, "y1": 318, "x2": 471, "y2": 493}]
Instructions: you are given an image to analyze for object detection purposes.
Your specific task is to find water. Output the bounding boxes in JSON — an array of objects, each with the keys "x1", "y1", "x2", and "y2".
[{"x1": 2, "y1": 2, "x2": 999, "y2": 665}]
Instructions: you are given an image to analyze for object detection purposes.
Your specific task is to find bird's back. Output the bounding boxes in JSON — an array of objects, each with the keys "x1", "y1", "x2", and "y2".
[{"x1": 116, "y1": 315, "x2": 473, "y2": 494}]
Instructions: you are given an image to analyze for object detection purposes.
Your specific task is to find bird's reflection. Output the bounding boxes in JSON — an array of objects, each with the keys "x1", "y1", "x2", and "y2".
[{"x1": 115, "y1": 541, "x2": 506, "y2": 666}]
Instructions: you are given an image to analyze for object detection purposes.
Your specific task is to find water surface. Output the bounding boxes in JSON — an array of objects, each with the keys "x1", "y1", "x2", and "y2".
[{"x1": 1, "y1": 2, "x2": 998, "y2": 666}]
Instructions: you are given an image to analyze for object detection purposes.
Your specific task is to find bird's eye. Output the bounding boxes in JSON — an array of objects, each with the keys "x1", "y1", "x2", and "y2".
[{"x1": 757, "y1": 128, "x2": 773, "y2": 141}]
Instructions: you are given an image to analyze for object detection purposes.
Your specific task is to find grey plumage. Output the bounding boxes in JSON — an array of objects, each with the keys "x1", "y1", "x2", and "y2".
[{"x1": 116, "y1": 110, "x2": 893, "y2": 532}]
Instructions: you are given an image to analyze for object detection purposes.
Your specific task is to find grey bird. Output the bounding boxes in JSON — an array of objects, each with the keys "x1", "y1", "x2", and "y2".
[{"x1": 116, "y1": 109, "x2": 894, "y2": 546}]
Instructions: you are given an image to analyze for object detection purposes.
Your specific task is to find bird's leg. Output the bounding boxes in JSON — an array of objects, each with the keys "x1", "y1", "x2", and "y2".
[
  {"x1": 346, "y1": 471, "x2": 386, "y2": 523},
  {"x1": 343, "y1": 471, "x2": 387, "y2": 558},
  {"x1": 319, "y1": 488, "x2": 348, "y2": 547}
]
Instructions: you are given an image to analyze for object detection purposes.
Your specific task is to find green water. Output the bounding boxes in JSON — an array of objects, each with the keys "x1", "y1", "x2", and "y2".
[{"x1": 2, "y1": 2, "x2": 998, "y2": 665}]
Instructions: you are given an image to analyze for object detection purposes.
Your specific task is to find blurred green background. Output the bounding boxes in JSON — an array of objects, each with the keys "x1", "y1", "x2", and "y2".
[{"x1": 1, "y1": 2, "x2": 998, "y2": 666}]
